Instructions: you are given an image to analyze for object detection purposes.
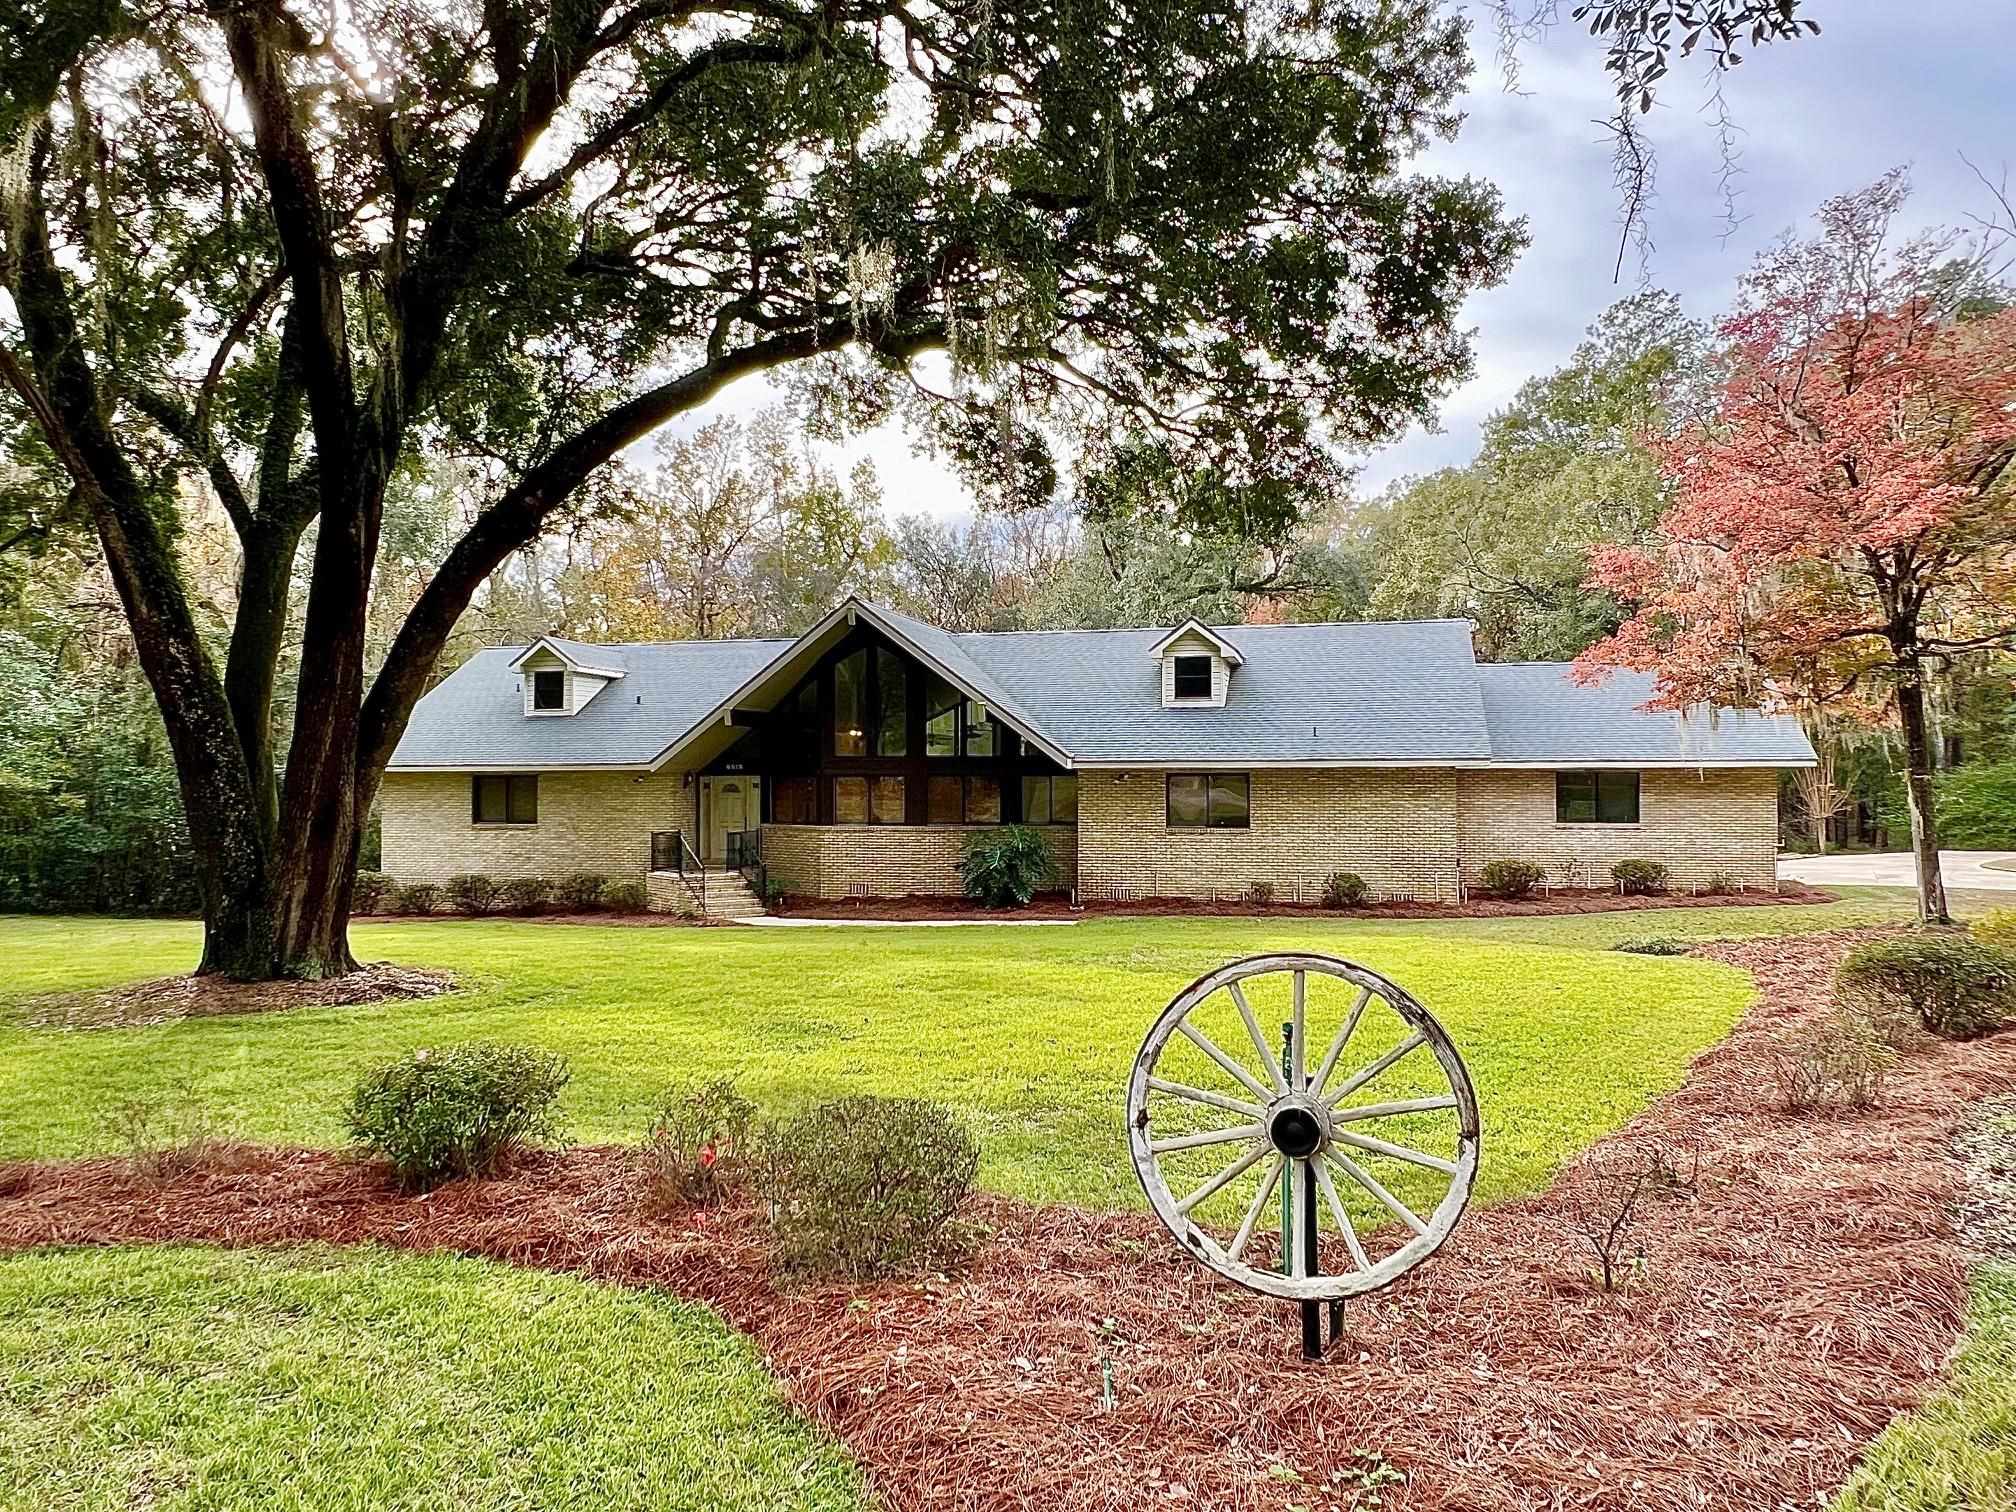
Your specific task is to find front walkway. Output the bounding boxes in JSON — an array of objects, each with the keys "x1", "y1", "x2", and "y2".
[{"x1": 1778, "y1": 849, "x2": 2016, "y2": 892}]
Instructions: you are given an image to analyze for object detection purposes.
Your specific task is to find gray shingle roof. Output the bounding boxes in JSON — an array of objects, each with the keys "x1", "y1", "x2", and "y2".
[{"x1": 387, "y1": 601, "x2": 1816, "y2": 770}]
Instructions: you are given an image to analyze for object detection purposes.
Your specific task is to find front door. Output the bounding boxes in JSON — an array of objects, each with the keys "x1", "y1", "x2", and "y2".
[{"x1": 703, "y1": 777, "x2": 755, "y2": 863}]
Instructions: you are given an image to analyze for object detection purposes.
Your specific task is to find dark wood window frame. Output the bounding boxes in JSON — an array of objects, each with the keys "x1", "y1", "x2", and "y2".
[
  {"x1": 472, "y1": 773, "x2": 539, "y2": 825},
  {"x1": 531, "y1": 669, "x2": 565, "y2": 711},
  {"x1": 1020, "y1": 774, "x2": 1079, "y2": 826},
  {"x1": 1166, "y1": 772, "x2": 1249, "y2": 829},
  {"x1": 1171, "y1": 655, "x2": 1213, "y2": 700},
  {"x1": 1555, "y1": 769, "x2": 1641, "y2": 825}
]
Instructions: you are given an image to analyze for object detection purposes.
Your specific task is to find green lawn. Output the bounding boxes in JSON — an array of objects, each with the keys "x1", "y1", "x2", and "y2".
[
  {"x1": 0, "y1": 1244, "x2": 864, "y2": 1512},
  {"x1": 0, "y1": 892, "x2": 1931, "y2": 1209}
]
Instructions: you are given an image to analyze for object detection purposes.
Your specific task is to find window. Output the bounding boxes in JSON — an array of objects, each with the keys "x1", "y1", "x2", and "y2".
[
  {"x1": 962, "y1": 700, "x2": 996, "y2": 757},
  {"x1": 531, "y1": 669, "x2": 565, "y2": 711},
  {"x1": 472, "y1": 774, "x2": 538, "y2": 824},
  {"x1": 926, "y1": 774, "x2": 1002, "y2": 825},
  {"x1": 771, "y1": 776, "x2": 816, "y2": 824},
  {"x1": 1171, "y1": 655, "x2": 1213, "y2": 700},
  {"x1": 924, "y1": 673, "x2": 960, "y2": 757},
  {"x1": 834, "y1": 650, "x2": 867, "y2": 756},
  {"x1": 1555, "y1": 770, "x2": 1640, "y2": 825},
  {"x1": 1166, "y1": 773, "x2": 1248, "y2": 829},
  {"x1": 964, "y1": 775, "x2": 1000, "y2": 823},
  {"x1": 1021, "y1": 775, "x2": 1078, "y2": 825},
  {"x1": 833, "y1": 776, "x2": 904, "y2": 824},
  {"x1": 870, "y1": 775, "x2": 906, "y2": 825},
  {"x1": 875, "y1": 647, "x2": 908, "y2": 757},
  {"x1": 832, "y1": 776, "x2": 868, "y2": 823}
]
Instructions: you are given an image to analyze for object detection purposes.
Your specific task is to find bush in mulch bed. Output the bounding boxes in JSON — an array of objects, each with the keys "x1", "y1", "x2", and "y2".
[
  {"x1": 1837, "y1": 932, "x2": 2016, "y2": 1041},
  {"x1": 1613, "y1": 936, "x2": 1692, "y2": 956},
  {"x1": 344, "y1": 1043, "x2": 571, "y2": 1191},
  {"x1": 638, "y1": 1077, "x2": 756, "y2": 1211}
]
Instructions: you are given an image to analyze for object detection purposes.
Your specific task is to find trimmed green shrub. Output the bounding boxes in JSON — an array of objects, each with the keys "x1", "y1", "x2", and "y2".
[
  {"x1": 958, "y1": 825, "x2": 1053, "y2": 908},
  {"x1": 444, "y1": 873, "x2": 500, "y2": 915},
  {"x1": 1479, "y1": 859, "x2": 1545, "y2": 899},
  {"x1": 762, "y1": 1097, "x2": 981, "y2": 1278},
  {"x1": 1611, "y1": 858, "x2": 1669, "y2": 895},
  {"x1": 344, "y1": 1043, "x2": 571, "y2": 1191},
  {"x1": 1836, "y1": 933, "x2": 2016, "y2": 1041},
  {"x1": 1244, "y1": 880, "x2": 1275, "y2": 905},
  {"x1": 499, "y1": 877, "x2": 551, "y2": 915},
  {"x1": 1973, "y1": 909, "x2": 2016, "y2": 952},
  {"x1": 1613, "y1": 936, "x2": 1691, "y2": 956},
  {"x1": 602, "y1": 879, "x2": 648, "y2": 914},
  {"x1": 392, "y1": 881, "x2": 441, "y2": 916},
  {"x1": 1321, "y1": 871, "x2": 1369, "y2": 908},
  {"x1": 555, "y1": 872, "x2": 609, "y2": 911},
  {"x1": 351, "y1": 870, "x2": 396, "y2": 914},
  {"x1": 639, "y1": 1078, "x2": 756, "y2": 1211}
]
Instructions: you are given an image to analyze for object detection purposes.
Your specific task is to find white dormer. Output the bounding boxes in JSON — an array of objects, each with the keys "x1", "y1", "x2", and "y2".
[
  {"x1": 1148, "y1": 619, "x2": 1242, "y2": 709},
  {"x1": 509, "y1": 636, "x2": 625, "y2": 717}
]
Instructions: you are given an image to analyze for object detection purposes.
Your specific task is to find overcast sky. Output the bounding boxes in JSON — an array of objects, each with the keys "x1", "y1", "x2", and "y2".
[{"x1": 689, "y1": 1, "x2": 2016, "y2": 518}]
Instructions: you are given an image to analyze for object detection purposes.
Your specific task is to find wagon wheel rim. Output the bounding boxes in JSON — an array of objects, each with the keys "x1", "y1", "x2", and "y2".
[{"x1": 1126, "y1": 952, "x2": 1481, "y2": 1302}]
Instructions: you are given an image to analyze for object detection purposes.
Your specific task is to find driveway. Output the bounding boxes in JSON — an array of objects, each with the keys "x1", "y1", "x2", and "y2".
[{"x1": 1778, "y1": 849, "x2": 2016, "y2": 891}]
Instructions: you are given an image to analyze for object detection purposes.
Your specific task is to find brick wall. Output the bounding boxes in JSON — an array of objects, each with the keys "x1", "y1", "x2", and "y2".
[
  {"x1": 1076, "y1": 768, "x2": 1466, "y2": 902},
  {"x1": 763, "y1": 822, "x2": 1079, "y2": 899},
  {"x1": 380, "y1": 769, "x2": 694, "y2": 884},
  {"x1": 1455, "y1": 767, "x2": 1780, "y2": 890}
]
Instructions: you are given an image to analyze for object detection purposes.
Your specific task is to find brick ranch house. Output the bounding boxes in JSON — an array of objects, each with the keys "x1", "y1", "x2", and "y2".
[{"x1": 382, "y1": 597, "x2": 1816, "y2": 916}]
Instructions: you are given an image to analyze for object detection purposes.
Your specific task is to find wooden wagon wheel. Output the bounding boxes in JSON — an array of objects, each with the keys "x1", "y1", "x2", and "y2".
[{"x1": 1126, "y1": 953, "x2": 1480, "y2": 1302}]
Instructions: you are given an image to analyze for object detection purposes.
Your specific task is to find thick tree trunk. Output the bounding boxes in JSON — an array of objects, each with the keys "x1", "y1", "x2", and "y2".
[{"x1": 1894, "y1": 668, "x2": 1951, "y2": 926}]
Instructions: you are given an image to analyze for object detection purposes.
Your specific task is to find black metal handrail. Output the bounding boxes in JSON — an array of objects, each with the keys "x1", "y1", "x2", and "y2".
[
  {"x1": 724, "y1": 828, "x2": 759, "y2": 869},
  {"x1": 649, "y1": 829, "x2": 706, "y2": 913}
]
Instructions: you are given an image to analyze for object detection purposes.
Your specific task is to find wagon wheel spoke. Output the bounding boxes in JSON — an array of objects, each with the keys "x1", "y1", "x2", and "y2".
[
  {"x1": 1328, "y1": 1128, "x2": 1458, "y2": 1175},
  {"x1": 1289, "y1": 1158, "x2": 1314, "y2": 1279},
  {"x1": 1313, "y1": 1157, "x2": 1373, "y2": 1273},
  {"x1": 1325, "y1": 1148, "x2": 1429, "y2": 1237},
  {"x1": 1177, "y1": 1019, "x2": 1274, "y2": 1102},
  {"x1": 1226, "y1": 982, "x2": 1287, "y2": 1095},
  {"x1": 1331, "y1": 1095, "x2": 1457, "y2": 1124},
  {"x1": 1150, "y1": 1122, "x2": 1264, "y2": 1154},
  {"x1": 1175, "y1": 1140, "x2": 1272, "y2": 1216},
  {"x1": 1323, "y1": 1030, "x2": 1427, "y2": 1108},
  {"x1": 1289, "y1": 971, "x2": 1308, "y2": 1091},
  {"x1": 1227, "y1": 1153, "x2": 1285, "y2": 1262},
  {"x1": 1309, "y1": 987, "x2": 1374, "y2": 1098},
  {"x1": 1146, "y1": 1076, "x2": 1268, "y2": 1121}
]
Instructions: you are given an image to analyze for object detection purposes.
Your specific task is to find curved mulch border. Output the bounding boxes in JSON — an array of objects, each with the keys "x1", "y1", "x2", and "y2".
[
  {"x1": 13, "y1": 962, "x2": 458, "y2": 1031},
  {"x1": 2, "y1": 932, "x2": 2012, "y2": 1510}
]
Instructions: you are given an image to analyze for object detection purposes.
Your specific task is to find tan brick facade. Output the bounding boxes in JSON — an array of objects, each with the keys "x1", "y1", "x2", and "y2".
[
  {"x1": 1456, "y1": 767, "x2": 1779, "y2": 891},
  {"x1": 762, "y1": 823, "x2": 1079, "y2": 899},
  {"x1": 380, "y1": 769, "x2": 695, "y2": 885}
]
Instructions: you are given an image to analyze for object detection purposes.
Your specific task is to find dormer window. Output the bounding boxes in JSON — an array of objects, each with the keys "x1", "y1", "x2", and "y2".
[
  {"x1": 1171, "y1": 656, "x2": 1212, "y2": 701},
  {"x1": 509, "y1": 635, "x2": 625, "y2": 718},
  {"x1": 532, "y1": 669, "x2": 565, "y2": 711},
  {"x1": 1148, "y1": 618, "x2": 1242, "y2": 710}
]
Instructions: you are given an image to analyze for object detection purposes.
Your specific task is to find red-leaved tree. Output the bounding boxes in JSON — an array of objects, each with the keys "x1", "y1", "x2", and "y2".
[{"x1": 1577, "y1": 174, "x2": 2016, "y2": 924}]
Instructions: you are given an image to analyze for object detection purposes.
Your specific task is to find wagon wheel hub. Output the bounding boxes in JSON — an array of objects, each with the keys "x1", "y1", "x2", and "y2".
[{"x1": 1267, "y1": 1098, "x2": 1327, "y2": 1159}]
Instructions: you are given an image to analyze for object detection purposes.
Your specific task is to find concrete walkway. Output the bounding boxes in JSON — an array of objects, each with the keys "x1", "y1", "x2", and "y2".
[{"x1": 1778, "y1": 849, "x2": 2016, "y2": 892}]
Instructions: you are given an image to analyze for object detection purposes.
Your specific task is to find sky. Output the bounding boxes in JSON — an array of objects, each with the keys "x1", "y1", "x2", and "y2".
[{"x1": 689, "y1": 1, "x2": 2016, "y2": 518}]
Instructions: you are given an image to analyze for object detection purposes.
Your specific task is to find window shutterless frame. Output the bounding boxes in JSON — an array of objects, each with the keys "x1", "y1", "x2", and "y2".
[
  {"x1": 472, "y1": 773, "x2": 538, "y2": 824},
  {"x1": 531, "y1": 669, "x2": 565, "y2": 711},
  {"x1": 1171, "y1": 655, "x2": 1213, "y2": 700},
  {"x1": 1554, "y1": 769, "x2": 1640, "y2": 824},
  {"x1": 1166, "y1": 773, "x2": 1249, "y2": 829}
]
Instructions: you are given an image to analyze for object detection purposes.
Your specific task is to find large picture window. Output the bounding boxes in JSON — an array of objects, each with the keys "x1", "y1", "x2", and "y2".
[
  {"x1": 1166, "y1": 773, "x2": 1248, "y2": 829},
  {"x1": 1021, "y1": 775, "x2": 1078, "y2": 825},
  {"x1": 472, "y1": 773, "x2": 538, "y2": 824},
  {"x1": 833, "y1": 775, "x2": 905, "y2": 824},
  {"x1": 876, "y1": 648, "x2": 908, "y2": 757},
  {"x1": 771, "y1": 776, "x2": 816, "y2": 824},
  {"x1": 926, "y1": 774, "x2": 1001, "y2": 824},
  {"x1": 1555, "y1": 770, "x2": 1641, "y2": 824},
  {"x1": 834, "y1": 650, "x2": 868, "y2": 757}
]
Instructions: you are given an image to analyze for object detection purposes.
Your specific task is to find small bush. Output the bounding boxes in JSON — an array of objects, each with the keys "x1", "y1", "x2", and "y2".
[
  {"x1": 1611, "y1": 858, "x2": 1669, "y2": 895},
  {"x1": 498, "y1": 877, "x2": 551, "y2": 915},
  {"x1": 392, "y1": 881, "x2": 442, "y2": 916},
  {"x1": 1771, "y1": 1008, "x2": 1896, "y2": 1114},
  {"x1": 1973, "y1": 909, "x2": 2016, "y2": 953},
  {"x1": 1836, "y1": 933, "x2": 2016, "y2": 1041},
  {"x1": 639, "y1": 1078, "x2": 756, "y2": 1211},
  {"x1": 92, "y1": 1075, "x2": 227, "y2": 1183},
  {"x1": 1480, "y1": 859, "x2": 1545, "y2": 899},
  {"x1": 1244, "y1": 880, "x2": 1275, "y2": 906},
  {"x1": 958, "y1": 825, "x2": 1053, "y2": 908},
  {"x1": 555, "y1": 872, "x2": 609, "y2": 911},
  {"x1": 1613, "y1": 936, "x2": 1691, "y2": 956},
  {"x1": 351, "y1": 870, "x2": 396, "y2": 914},
  {"x1": 1702, "y1": 870, "x2": 1740, "y2": 896},
  {"x1": 344, "y1": 1043, "x2": 571, "y2": 1191},
  {"x1": 762, "y1": 1096, "x2": 981, "y2": 1279},
  {"x1": 1321, "y1": 871, "x2": 1369, "y2": 909},
  {"x1": 444, "y1": 873, "x2": 500, "y2": 916},
  {"x1": 602, "y1": 879, "x2": 648, "y2": 914}
]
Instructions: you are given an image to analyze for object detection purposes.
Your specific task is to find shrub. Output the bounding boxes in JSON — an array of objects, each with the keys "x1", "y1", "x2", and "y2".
[
  {"x1": 1244, "y1": 880, "x2": 1275, "y2": 906},
  {"x1": 351, "y1": 870, "x2": 396, "y2": 914},
  {"x1": 602, "y1": 879, "x2": 648, "y2": 914},
  {"x1": 1479, "y1": 859, "x2": 1545, "y2": 899},
  {"x1": 761, "y1": 1096, "x2": 981, "y2": 1278},
  {"x1": 1322, "y1": 871, "x2": 1370, "y2": 909},
  {"x1": 1835, "y1": 933, "x2": 2016, "y2": 1041},
  {"x1": 1973, "y1": 909, "x2": 2016, "y2": 953},
  {"x1": 1610, "y1": 858, "x2": 1669, "y2": 895},
  {"x1": 1613, "y1": 936, "x2": 1691, "y2": 956},
  {"x1": 92, "y1": 1074, "x2": 228, "y2": 1183},
  {"x1": 639, "y1": 1078, "x2": 756, "y2": 1211},
  {"x1": 443, "y1": 873, "x2": 500, "y2": 915},
  {"x1": 498, "y1": 877, "x2": 551, "y2": 915},
  {"x1": 1558, "y1": 1139, "x2": 1684, "y2": 1292},
  {"x1": 392, "y1": 881, "x2": 441, "y2": 916},
  {"x1": 344, "y1": 1043, "x2": 571, "y2": 1191},
  {"x1": 958, "y1": 825, "x2": 1053, "y2": 908},
  {"x1": 555, "y1": 872, "x2": 609, "y2": 911},
  {"x1": 1770, "y1": 1008, "x2": 1896, "y2": 1114},
  {"x1": 1702, "y1": 870, "x2": 1740, "y2": 896}
]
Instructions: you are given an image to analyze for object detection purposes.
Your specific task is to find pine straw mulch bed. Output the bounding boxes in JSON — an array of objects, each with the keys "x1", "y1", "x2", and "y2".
[
  {"x1": 13, "y1": 963, "x2": 457, "y2": 1031},
  {"x1": 3, "y1": 929, "x2": 2012, "y2": 1510}
]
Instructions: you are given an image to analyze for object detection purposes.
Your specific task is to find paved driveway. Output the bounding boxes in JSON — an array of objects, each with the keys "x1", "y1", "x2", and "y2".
[{"x1": 1778, "y1": 849, "x2": 2016, "y2": 891}]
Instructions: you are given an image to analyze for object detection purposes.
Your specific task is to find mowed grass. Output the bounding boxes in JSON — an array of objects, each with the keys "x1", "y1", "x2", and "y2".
[
  {"x1": 0, "y1": 1244, "x2": 864, "y2": 1512},
  {"x1": 0, "y1": 899, "x2": 1882, "y2": 1210}
]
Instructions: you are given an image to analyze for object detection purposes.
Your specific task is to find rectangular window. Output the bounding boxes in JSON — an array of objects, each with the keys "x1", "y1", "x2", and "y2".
[
  {"x1": 875, "y1": 647, "x2": 908, "y2": 757},
  {"x1": 869, "y1": 775, "x2": 906, "y2": 825},
  {"x1": 1167, "y1": 773, "x2": 1248, "y2": 829},
  {"x1": 532, "y1": 669, "x2": 565, "y2": 711},
  {"x1": 832, "y1": 775, "x2": 868, "y2": 824},
  {"x1": 834, "y1": 649, "x2": 867, "y2": 757},
  {"x1": 1171, "y1": 655, "x2": 1213, "y2": 700},
  {"x1": 924, "y1": 672, "x2": 960, "y2": 758},
  {"x1": 1555, "y1": 770, "x2": 1640, "y2": 824},
  {"x1": 927, "y1": 774, "x2": 964, "y2": 825},
  {"x1": 962, "y1": 701, "x2": 996, "y2": 758},
  {"x1": 472, "y1": 774, "x2": 538, "y2": 824},
  {"x1": 964, "y1": 775, "x2": 1001, "y2": 824},
  {"x1": 1021, "y1": 775, "x2": 1078, "y2": 826},
  {"x1": 772, "y1": 776, "x2": 816, "y2": 825}
]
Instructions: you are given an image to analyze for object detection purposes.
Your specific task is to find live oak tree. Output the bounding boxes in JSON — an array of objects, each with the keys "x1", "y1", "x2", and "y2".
[
  {"x1": 1577, "y1": 175, "x2": 2016, "y2": 924},
  {"x1": 0, "y1": 0, "x2": 1518, "y2": 977}
]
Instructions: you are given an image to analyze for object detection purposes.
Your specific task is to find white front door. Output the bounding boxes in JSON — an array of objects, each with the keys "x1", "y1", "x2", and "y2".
[{"x1": 704, "y1": 777, "x2": 755, "y2": 862}]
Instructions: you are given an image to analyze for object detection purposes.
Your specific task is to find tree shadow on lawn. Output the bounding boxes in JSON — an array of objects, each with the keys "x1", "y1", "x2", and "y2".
[{"x1": 2, "y1": 930, "x2": 2012, "y2": 1511}]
